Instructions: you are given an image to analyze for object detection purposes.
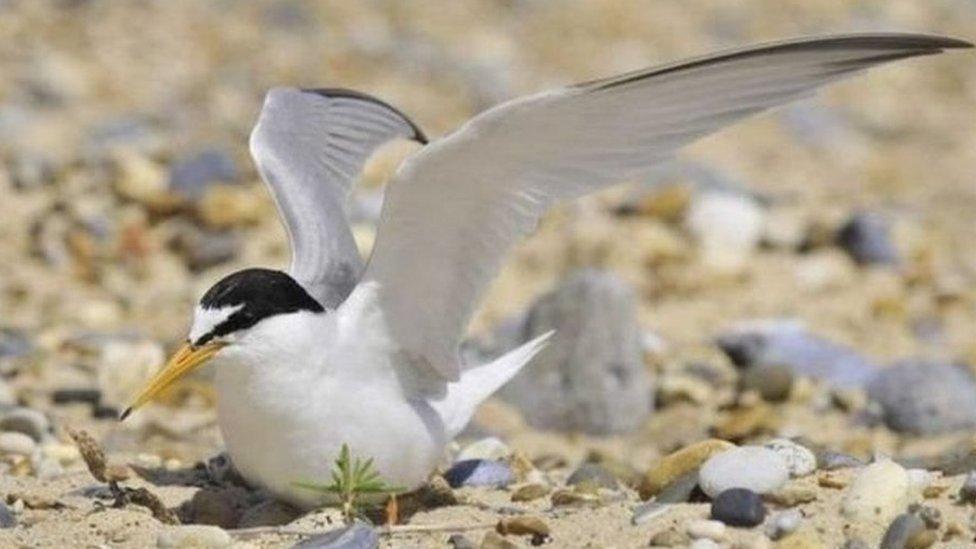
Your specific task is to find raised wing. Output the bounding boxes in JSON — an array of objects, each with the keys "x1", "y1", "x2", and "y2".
[
  {"x1": 249, "y1": 87, "x2": 426, "y2": 308},
  {"x1": 359, "y1": 33, "x2": 970, "y2": 381}
]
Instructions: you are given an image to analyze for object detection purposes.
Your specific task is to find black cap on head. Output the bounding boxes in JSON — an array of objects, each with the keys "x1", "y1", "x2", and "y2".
[{"x1": 196, "y1": 268, "x2": 324, "y2": 344}]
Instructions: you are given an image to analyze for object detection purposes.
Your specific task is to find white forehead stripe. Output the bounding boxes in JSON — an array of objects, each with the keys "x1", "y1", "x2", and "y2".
[{"x1": 189, "y1": 304, "x2": 244, "y2": 343}]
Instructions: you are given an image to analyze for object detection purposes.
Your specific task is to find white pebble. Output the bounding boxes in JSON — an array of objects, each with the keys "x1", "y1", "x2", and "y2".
[
  {"x1": 0, "y1": 431, "x2": 37, "y2": 456},
  {"x1": 764, "y1": 438, "x2": 817, "y2": 477},
  {"x1": 687, "y1": 519, "x2": 726, "y2": 541},
  {"x1": 686, "y1": 190, "x2": 765, "y2": 273},
  {"x1": 766, "y1": 509, "x2": 803, "y2": 540},
  {"x1": 906, "y1": 468, "x2": 933, "y2": 491},
  {"x1": 841, "y1": 458, "x2": 909, "y2": 523},
  {"x1": 699, "y1": 446, "x2": 789, "y2": 498},
  {"x1": 157, "y1": 525, "x2": 231, "y2": 548}
]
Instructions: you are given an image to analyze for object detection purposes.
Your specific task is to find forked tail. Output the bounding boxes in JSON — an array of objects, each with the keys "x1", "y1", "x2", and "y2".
[{"x1": 434, "y1": 331, "x2": 554, "y2": 439}]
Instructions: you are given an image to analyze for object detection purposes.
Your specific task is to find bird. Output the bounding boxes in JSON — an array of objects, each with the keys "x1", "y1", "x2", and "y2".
[{"x1": 121, "y1": 33, "x2": 971, "y2": 509}]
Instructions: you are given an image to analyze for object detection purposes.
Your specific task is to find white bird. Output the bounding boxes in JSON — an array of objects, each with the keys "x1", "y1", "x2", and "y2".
[{"x1": 122, "y1": 33, "x2": 970, "y2": 509}]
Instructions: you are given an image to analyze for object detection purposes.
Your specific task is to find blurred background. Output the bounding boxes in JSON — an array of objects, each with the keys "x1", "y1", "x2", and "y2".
[{"x1": 1, "y1": 0, "x2": 975, "y2": 472}]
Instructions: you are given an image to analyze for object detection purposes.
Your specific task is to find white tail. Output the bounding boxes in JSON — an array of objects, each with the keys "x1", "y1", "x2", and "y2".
[{"x1": 434, "y1": 331, "x2": 554, "y2": 439}]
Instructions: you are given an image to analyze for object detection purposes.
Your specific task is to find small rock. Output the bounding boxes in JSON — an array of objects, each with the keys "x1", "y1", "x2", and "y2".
[
  {"x1": 34, "y1": 457, "x2": 64, "y2": 480},
  {"x1": 699, "y1": 446, "x2": 789, "y2": 498},
  {"x1": 293, "y1": 521, "x2": 378, "y2": 549},
  {"x1": 766, "y1": 509, "x2": 802, "y2": 540},
  {"x1": 632, "y1": 501, "x2": 670, "y2": 526},
  {"x1": 457, "y1": 437, "x2": 511, "y2": 462},
  {"x1": 879, "y1": 513, "x2": 926, "y2": 549},
  {"x1": 817, "y1": 451, "x2": 864, "y2": 471},
  {"x1": 157, "y1": 525, "x2": 232, "y2": 548},
  {"x1": 496, "y1": 516, "x2": 549, "y2": 537},
  {"x1": 510, "y1": 483, "x2": 549, "y2": 502},
  {"x1": 550, "y1": 487, "x2": 600, "y2": 506},
  {"x1": 764, "y1": 439, "x2": 817, "y2": 478},
  {"x1": 479, "y1": 531, "x2": 519, "y2": 549},
  {"x1": 0, "y1": 408, "x2": 51, "y2": 442},
  {"x1": 51, "y1": 388, "x2": 102, "y2": 407},
  {"x1": 639, "y1": 439, "x2": 736, "y2": 499},
  {"x1": 686, "y1": 519, "x2": 726, "y2": 541},
  {"x1": 957, "y1": 471, "x2": 976, "y2": 503},
  {"x1": 740, "y1": 364, "x2": 794, "y2": 402},
  {"x1": 0, "y1": 501, "x2": 16, "y2": 528},
  {"x1": 655, "y1": 470, "x2": 700, "y2": 504},
  {"x1": 909, "y1": 504, "x2": 940, "y2": 530},
  {"x1": 649, "y1": 529, "x2": 688, "y2": 547},
  {"x1": 443, "y1": 459, "x2": 513, "y2": 489},
  {"x1": 686, "y1": 190, "x2": 765, "y2": 273},
  {"x1": 0, "y1": 431, "x2": 37, "y2": 456},
  {"x1": 836, "y1": 211, "x2": 899, "y2": 265},
  {"x1": 765, "y1": 485, "x2": 817, "y2": 507},
  {"x1": 716, "y1": 322, "x2": 878, "y2": 389},
  {"x1": 448, "y1": 534, "x2": 477, "y2": 549},
  {"x1": 499, "y1": 269, "x2": 652, "y2": 434},
  {"x1": 867, "y1": 361, "x2": 976, "y2": 435},
  {"x1": 710, "y1": 488, "x2": 766, "y2": 527},
  {"x1": 713, "y1": 403, "x2": 778, "y2": 440},
  {"x1": 170, "y1": 223, "x2": 241, "y2": 272},
  {"x1": 566, "y1": 463, "x2": 618, "y2": 489},
  {"x1": 168, "y1": 148, "x2": 238, "y2": 200},
  {"x1": 841, "y1": 459, "x2": 909, "y2": 524},
  {"x1": 94, "y1": 338, "x2": 166, "y2": 411}
]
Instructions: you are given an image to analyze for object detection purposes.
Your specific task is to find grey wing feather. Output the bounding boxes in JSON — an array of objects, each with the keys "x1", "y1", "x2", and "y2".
[{"x1": 249, "y1": 87, "x2": 425, "y2": 308}]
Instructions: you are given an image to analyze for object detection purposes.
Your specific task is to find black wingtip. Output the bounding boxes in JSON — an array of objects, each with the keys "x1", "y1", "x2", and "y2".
[
  {"x1": 119, "y1": 407, "x2": 132, "y2": 421},
  {"x1": 301, "y1": 87, "x2": 429, "y2": 145}
]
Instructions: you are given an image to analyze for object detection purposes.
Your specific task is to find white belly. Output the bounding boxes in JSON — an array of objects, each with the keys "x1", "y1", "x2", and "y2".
[{"x1": 214, "y1": 359, "x2": 446, "y2": 509}]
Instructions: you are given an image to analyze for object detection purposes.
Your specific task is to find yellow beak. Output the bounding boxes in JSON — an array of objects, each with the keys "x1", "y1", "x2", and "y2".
[{"x1": 120, "y1": 341, "x2": 225, "y2": 420}]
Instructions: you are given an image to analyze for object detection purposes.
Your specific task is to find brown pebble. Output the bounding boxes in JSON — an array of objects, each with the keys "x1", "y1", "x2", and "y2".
[
  {"x1": 921, "y1": 482, "x2": 949, "y2": 498},
  {"x1": 639, "y1": 439, "x2": 735, "y2": 499},
  {"x1": 712, "y1": 403, "x2": 778, "y2": 441},
  {"x1": 906, "y1": 529, "x2": 937, "y2": 549},
  {"x1": 649, "y1": 529, "x2": 688, "y2": 547},
  {"x1": 765, "y1": 485, "x2": 818, "y2": 506},
  {"x1": 481, "y1": 531, "x2": 520, "y2": 549},
  {"x1": 496, "y1": 516, "x2": 549, "y2": 537},
  {"x1": 550, "y1": 488, "x2": 600, "y2": 506},
  {"x1": 817, "y1": 472, "x2": 847, "y2": 489},
  {"x1": 511, "y1": 483, "x2": 549, "y2": 502},
  {"x1": 942, "y1": 521, "x2": 965, "y2": 541}
]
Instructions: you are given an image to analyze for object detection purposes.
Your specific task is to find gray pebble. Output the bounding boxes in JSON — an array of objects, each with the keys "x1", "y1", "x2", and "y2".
[
  {"x1": 836, "y1": 211, "x2": 900, "y2": 265},
  {"x1": 710, "y1": 488, "x2": 766, "y2": 527},
  {"x1": 766, "y1": 509, "x2": 802, "y2": 540},
  {"x1": 655, "y1": 471, "x2": 700, "y2": 504},
  {"x1": 566, "y1": 463, "x2": 618, "y2": 489},
  {"x1": 879, "y1": 513, "x2": 925, "y2": 549},
  {"x1": 740, "y1": 364, "x2": 793, "y2": 401},
  {"x1": 631, "y1": 501, "x2": 671, "y2": 526},
  {"x1": 0, "y1": 501, "x2": 15, "y2": 529},
  {"x1": 292, "y1": 521, "x2": 378, "y2": 549},
  {"x1": 868, "y1": 361, "x2": 976, "y2": 435},
  {"x1": 958, "y1": 471, "x2": 976, "y2": 503},
  {"x1": 817, "y1": 451, "x2": 865, "y2": 471},
  {"x1": 447, "y1": 534, "x2": 476, "y2": 549},
  {"x1": 909, "y1": 504, "x2": 941, "y2": 530},
  {"x1": 443, "y1": 459, "x2": 513, "y2": 489},
  {"x1": 169, "y1": 148, "x2": 238, "y2": 200},
  {"x1": 0, "y1": 407, "x2": 51, "y2": 442},
  {"x1": 170, "y1": 223, "x2": 241, "y2": 272}
]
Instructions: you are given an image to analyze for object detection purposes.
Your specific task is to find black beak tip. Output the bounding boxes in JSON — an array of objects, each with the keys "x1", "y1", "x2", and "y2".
[{"x1": 119, "y1": 407, "x2": 132, "y2": 421}]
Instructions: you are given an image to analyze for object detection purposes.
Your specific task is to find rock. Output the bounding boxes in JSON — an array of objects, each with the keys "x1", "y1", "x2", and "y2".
[
  {"x1": 157, "y1": 525, "x2": 232, "y2": 548},
  {"x1": 632, "y1": 501, "x2": 670, "y2": 526},
  {"x1": 716, "y1": 321, "x2": 878, "y2": 389},
  {"x1": 699, "y1": 446, "x2": 789, "y2": 498},
  {"x1": 499, "y1": 270, "x2": 652, "y2": 434},
  {"x1": 237, "y1": 499, "x2": 298, "y2": 528},
  {"x1": 457, "y1": 437, "x2": 511, "y2": 462},
  {"x1": 793, "y1": 249, "x2": 856, "y2": 293},
  {"x1": 443, "y1": 459, "x2": 513, "y2": 489},
  {"x1": 0, "y1": 501, "x2": 15, "y2": 529},
  {"x1": 910, "y1": 504, "x2": 941, "y2": 529},
  {"x1": 765, "y1": 485, "x2": 818, "y2": 507},
  {"x1": 479, "y1": 531, "x2": 519, "y2": 549},
  {"x1": 686, "y1": 519, "x2": 726, "y2": 541},
  {"x1": 685, "y1": 190, "x2": 765, "y2": 273},
  {"x1": 766, "y1": 509, "x2": 802, "y2": 540},
  {"x1": 764, "y1": 439, "x2": 817, "y2": 478},
  {"x1": 496, "y1": 516, "x2": 549, "y2": 537},
  {"x1": 712, "y1": 402, "x2": 777, "y2": 440},
  {"x1": 168, "y1": 148, "x2": 238, "y2": 200},
  {"x1": 710, "y1": 488, "x2": 766, "y2": 527},
  {"x1": 566, "y1": 463, "x2": 618, "y2": 490},
  {"x1": 741, "y1": 364, "x2": 794, "y2": 402},
  {"x1": 841, "y1": 459, "x2": 909, "y2": 524},
  {"x1": 510, "y1": 483, "x2": 549, "y2": 502},
  {"x1": 51, "y1": 388, "x2": 102, "y2": 407},
  {"x1": 93, "y1": 337, "x2": 166, "y2": 411},
  {"x1": 957, "y1": 471, "x2": 976, "y2": 503},
  {"x1": 867, "y1": 361, "x2": 976, "y2": 434},
  {"x1": 0, "y1": 408, "x2": 51, "y2": 442},
  {"x1": 639, "y1": 439, "x2": 736, "y2": 499},
  {"x1": 836, "y1": 211, "x2": 899, "y2": 265},
  {"x1": 879, "y1": 514, "x2": 925, "y2": 549},
  {"x1": 195, "y1": 185, "x2": 265, "y2": 229},
  {"x1": 655, "y1": 470, "x2": 700, "y2": 504},
  {"x1": 34, "y1": 457, "x2": 64, "y2": 479},
  {"x1": 817, "y1": 451, "x2": 864, "y2": 471},
  {"x1": 170, "y1": 223, "x2": 242, "y2": 272},
  {"x1": 448, "y1": 534, "x2": 477, "y2": 549},
  {"x1": 0, "y1": 431, "x2": 37, "y2": 456},
  {"x1": 185, "y1": 488, "x2": 246, "y2": 528},
  {"x1": 649, "y1": 529, "x2": 688, "y2": 547},
  {"x1": 292, "y1": 521, "x2": 378, "y2": 549}
]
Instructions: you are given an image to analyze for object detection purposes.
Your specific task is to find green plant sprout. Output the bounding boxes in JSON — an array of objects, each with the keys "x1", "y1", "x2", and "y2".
[{"x1": 294, "y1": 443, "x2": 405, "y2": 523}]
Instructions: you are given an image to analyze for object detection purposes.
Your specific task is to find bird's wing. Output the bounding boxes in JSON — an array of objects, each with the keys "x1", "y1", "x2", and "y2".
[
  {"x1": 249, "y1": 87, "x2": 427, "y2": 309},
  {"x1": 360, "y1": 33, "x2": 971, "y2": 381}
]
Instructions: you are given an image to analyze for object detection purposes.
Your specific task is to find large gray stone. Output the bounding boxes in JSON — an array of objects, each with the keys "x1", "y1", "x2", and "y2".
[
  {"x1": 868, "y1": 361, "x2": 976, "y2": 434},
  {"x1": 499, "y1": 269, "x2": 652, "y2": 434}
]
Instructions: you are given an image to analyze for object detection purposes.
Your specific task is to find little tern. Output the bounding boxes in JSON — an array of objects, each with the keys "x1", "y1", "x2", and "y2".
[{"x1": 122, "y1": 33, "x2": 970, "y2": 508}]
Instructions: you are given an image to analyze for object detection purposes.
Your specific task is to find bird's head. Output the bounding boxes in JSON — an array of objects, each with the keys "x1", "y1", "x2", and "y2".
[{"x1": 120, "y1": 268, "x2": 324, "y2": 420}]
